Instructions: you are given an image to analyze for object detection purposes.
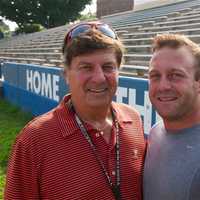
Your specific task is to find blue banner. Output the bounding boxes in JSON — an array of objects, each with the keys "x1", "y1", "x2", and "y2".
[{"x1": 2, "y1": 62, "x2": 161, "y2": 134}]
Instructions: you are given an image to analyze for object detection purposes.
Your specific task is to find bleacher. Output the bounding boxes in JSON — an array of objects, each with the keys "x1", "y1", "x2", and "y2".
[{"x1": 1, "y1": 0, "x2": 200, "y2": 78}]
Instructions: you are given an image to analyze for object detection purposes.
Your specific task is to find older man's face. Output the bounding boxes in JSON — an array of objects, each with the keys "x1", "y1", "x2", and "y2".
[{"x1": 65, "y1": 49, "x2": 119, "y2": 110}]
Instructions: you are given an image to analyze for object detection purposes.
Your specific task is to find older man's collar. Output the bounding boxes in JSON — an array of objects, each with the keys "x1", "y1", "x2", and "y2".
[
  {"x1": 56, "y1": 95, "x2": 134, "y2": 138},
  {"x1": 111, "y1": 102, "x2": 134, "y2": 129},
  {"x1": 55, "y1": 94, "x2": 80, "y2": 138}
]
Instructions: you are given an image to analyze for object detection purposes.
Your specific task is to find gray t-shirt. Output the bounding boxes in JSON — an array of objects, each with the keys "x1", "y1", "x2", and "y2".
[{"x1": 143, "y1": 122, "x2": 200, "y2": 200}]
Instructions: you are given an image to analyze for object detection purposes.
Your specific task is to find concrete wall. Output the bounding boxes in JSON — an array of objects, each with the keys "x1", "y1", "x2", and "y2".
[
  {"x1": 97, "y1": 0, "x2": 134, "y2": 18},
  {"x1": 134, "y1": 0, "x2": 188, "y2": 11},
  {"x1": 99, "y1": 0, "x2": 189, "y2": 18}
]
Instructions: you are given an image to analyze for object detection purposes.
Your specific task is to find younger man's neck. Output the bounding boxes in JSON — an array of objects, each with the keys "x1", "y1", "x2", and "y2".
[{"x1": 164, "y1": 111, "x2": 200, "y2": 131}]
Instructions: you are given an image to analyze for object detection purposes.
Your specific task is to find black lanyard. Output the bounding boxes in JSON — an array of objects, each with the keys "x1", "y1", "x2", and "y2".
[{"x1": 70, "y1": 103, "x2": 121, "y2": 200}]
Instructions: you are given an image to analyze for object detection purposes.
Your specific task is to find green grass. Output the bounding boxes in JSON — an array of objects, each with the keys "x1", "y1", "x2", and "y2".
[
  {"x1": 0, "y1": 168, "x2": 5, "y2": 200},
  {"x1": 0, "y1": 99, "x2": 33, "y2": 199}
]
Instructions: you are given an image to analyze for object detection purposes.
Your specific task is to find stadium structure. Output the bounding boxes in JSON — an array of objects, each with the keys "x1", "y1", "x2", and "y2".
[
  {"x1": 0, "y1": 0, "x2": 200, "y2": 133},
  {"x1": 0, "y1": 0, "x2": 200, "y2": 78}
]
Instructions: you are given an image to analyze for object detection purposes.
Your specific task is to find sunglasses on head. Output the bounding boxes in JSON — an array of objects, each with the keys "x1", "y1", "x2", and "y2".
[{"x1": 65, "y1": 21, "x2": 118, "y2": 45}]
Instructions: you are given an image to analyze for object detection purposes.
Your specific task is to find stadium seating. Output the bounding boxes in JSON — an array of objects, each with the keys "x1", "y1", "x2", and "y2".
[{"x1": 1, "y1": 0, "x2": 200, "y2": 78}]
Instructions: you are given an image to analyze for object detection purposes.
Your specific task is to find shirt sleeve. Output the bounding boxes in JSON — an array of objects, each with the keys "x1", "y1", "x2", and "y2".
[{"x1": 4, "y1": 138, "x2": 40, "y2": 200}]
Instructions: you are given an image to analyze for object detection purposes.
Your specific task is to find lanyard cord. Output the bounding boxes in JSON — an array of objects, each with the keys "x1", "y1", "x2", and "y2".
[{"x1": 70, "y1": 103, "x2": 121, "y2": 200}]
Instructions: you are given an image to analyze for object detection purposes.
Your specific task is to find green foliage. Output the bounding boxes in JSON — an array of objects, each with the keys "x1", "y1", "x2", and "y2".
[
  {"x1": 0, "y1": 19, "x2": 10, "y2": 39},
  {"x1": 0, "y1": 19, "x2": 9, "y2": 31},
  {"x1": 0, "y1": 0, "x2": 92, "y2": 28},
  {"x1": 0, "y1": 99, "x2": 33, "y2": 199},
  {"x1": 0, "y1": 168, "x2": 5, "y2": 199},
  {"x1": 0, "y1": 99, "x2": 33, "y2": 168},
  {"x1": 15, "y1": 23, "x2": 44, "y2": 34},
  {"x1": 79, "y1": 13, "x2": 97, "y2": 21}
]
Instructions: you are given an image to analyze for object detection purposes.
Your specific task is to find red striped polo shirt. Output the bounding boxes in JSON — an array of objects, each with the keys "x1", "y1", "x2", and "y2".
[{"x1": 5, "y1": 95, "x2": 146, "y2": 200}]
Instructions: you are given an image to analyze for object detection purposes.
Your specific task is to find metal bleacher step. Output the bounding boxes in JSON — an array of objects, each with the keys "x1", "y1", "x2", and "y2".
[{"x1": 120, "y1": 64, "x2": 148, "y2": 78}]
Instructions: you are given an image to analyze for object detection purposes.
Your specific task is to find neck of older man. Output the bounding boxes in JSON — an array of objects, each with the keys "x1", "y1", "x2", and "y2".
[{"x1": 71, "y1": 100, "x2": 114, "y2": 143}]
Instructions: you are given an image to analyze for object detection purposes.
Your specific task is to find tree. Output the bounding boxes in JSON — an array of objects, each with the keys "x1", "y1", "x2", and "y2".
[
  {"x1": 0, "y1": 19, "x2": 10, "y2": 38},
  {"x1": 0, "y1": 0, "x2": 92, "y2": 28},
  {"x1": 15, "y1": 23, "x2": 44, "y2": 34},
  {"x1": 0, "y1": 19, "x2": 9, "y2": 30},
  {"x1": 79, "y1": 12, "x2": 97, "y2": 21}
]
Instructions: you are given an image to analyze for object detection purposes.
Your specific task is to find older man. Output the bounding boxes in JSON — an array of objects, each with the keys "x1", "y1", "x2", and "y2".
[{"x1": 5, "y1": 21, "x2": 145, "y2": 200}]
